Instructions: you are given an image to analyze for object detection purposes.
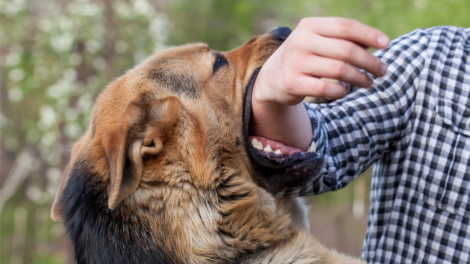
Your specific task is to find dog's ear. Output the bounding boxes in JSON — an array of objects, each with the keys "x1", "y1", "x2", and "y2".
[
  {"x1": 105, "y1": 97, "x2": 180, "y2": 209},
  {"x1": 49, "y1": 102, "x2": 152, "y2": 219},
  {"x1": 51, "y1": 163, "x2": 72, "y2": 221},
  {"x1": 50, "y1": 96, "x2": 180, "y2": 216}
]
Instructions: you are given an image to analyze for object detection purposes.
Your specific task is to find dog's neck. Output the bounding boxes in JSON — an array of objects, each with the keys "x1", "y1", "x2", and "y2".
[
  {"x1": 61, "y1": 154, "x2": 304, "y2": 264},
  {"x1": 136, "y1": 160, "x2": 298, "y2": 263}
]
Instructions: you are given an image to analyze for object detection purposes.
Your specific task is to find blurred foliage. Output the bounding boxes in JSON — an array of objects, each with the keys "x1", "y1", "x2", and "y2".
[
  {"x1": 1, "y1": 0, "x2": 167, "y2": 262},
  {"x1": 306, "y1": 0, "x2": 470, "y2": 40},
  {"x1": 167, "y1": 0, "x2": 469, "y2": 50},
  {"x1": 166, "y1": 0, "x2": 301, "y2": 50},
  {"x1": 0, "y1": 0, "x2": 469, "y2": 263},
  {"x1": 1, "y1": 0, "x2": 167, "y2": 157}
]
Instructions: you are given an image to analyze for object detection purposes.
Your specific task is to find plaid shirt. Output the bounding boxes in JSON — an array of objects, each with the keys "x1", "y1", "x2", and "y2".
[{"x1": 280, "y1": 27, "x2": 470, "y2": 263}]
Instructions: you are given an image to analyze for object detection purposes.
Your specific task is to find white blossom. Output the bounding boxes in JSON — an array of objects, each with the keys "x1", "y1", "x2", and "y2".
[
  {"x1": 9, "y1": 68, "x2": 25, "y2": 82},
  {"x1": 8, "y1": 87, "x2": 24, "y2": 102}
]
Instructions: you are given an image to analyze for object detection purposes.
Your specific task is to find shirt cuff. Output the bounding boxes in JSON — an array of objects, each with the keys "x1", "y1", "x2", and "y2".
[
  {"x1": 302, "y1": 101, "x2": 337, "y2": 192},
  {"x1": 302, "y1": 101, "x2": 329, "y2": 158}
]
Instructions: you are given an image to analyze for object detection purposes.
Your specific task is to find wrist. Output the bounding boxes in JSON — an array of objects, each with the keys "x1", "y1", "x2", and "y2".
[{"x1": 251, "y1": 95, "x2": 312, "y2": 151}]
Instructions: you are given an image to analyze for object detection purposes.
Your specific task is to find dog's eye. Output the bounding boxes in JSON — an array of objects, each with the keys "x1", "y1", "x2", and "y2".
[{"x1": 213, "y1": 53, "x2": 227, "y2": 74}]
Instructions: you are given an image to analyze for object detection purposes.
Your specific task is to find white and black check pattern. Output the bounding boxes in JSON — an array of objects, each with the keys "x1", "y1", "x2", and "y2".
[{"x1": 278, "y1": 27, "x2": 470, "y2": 263}]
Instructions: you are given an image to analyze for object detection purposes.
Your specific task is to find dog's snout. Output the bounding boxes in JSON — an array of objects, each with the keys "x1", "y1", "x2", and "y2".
[{"x1": 271, "y1": 27, "x2": 292, "y2": 42}]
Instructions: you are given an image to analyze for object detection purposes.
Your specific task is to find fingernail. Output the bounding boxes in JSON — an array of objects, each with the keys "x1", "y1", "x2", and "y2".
[
  {"x1": 377, "y1": 35, "x2": 389, "y2": 47},
  {"x1": 367, "y1": 78, "x2": 374, "y2": 87},
  {"x1": 380, "y1": 63, "x2": 388, "y2": 76}
]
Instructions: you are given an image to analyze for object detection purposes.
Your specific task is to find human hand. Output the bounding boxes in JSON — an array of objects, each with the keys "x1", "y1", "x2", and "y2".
[
  {"x1": 251, "y1": 17, "x2": 390, "y2": 150},
  {"x1": 254, "y1": 17, "x2": 390, "y2": 105}
]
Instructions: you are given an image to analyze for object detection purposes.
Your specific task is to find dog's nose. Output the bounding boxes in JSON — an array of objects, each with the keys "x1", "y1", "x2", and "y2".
[{"x1": 271, "y1": 27, "x2": 292, "y2": 42}]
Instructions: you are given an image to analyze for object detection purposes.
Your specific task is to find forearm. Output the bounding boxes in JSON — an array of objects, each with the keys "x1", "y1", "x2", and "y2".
[{"x1": 251, "y1": 98, "x2": 312, "y2": 151}]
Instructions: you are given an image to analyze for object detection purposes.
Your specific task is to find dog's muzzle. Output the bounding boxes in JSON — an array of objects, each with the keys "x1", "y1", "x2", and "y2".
[{"x1": 242, "y1": 67, "x2": 324, "y2": 194}]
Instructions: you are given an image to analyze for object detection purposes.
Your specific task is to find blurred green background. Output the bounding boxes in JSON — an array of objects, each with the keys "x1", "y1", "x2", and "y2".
[{"x1": 1, "y1": 0, "x2": 468, "y2": 263}]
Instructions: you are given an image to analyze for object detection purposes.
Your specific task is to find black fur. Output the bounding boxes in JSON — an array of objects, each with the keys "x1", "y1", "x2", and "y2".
[{"x1": 61, "y1": 161, "x2": 178, "y2": 264}]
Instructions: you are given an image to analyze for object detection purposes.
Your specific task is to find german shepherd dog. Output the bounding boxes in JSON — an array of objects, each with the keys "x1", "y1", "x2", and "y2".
[{"x1": 51, "y1": 27, "x2": 365, "y2": 264}]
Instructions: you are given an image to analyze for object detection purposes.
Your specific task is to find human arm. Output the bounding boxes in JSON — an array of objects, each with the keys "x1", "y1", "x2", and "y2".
[
  {"x1": 252, "y1": 17, "x2": 390, "y2": 150},
  {"x1": 278, "y1": 29, "x2": 428, "y2": 196}
]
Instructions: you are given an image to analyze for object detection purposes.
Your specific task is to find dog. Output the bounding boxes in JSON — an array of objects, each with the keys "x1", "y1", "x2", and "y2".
[{"x1": 51, "y1": 27, "x2": 365, "y2": 264}]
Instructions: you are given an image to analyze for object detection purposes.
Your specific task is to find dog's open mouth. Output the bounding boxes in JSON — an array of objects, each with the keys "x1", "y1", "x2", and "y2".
[
  {"x1": 248, "y1": 135, "x2": 316, "y2": 163},
  {"x1": 242, "y1": 68, "x2": 324, "y2": 193}
]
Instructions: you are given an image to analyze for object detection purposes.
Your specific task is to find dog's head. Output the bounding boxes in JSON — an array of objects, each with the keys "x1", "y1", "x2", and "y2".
[{"x1": 51, "y1": 27, "x2": 322, "y2": 262}]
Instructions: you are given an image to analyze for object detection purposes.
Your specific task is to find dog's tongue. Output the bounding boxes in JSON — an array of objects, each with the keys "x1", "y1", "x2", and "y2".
[{"x1": 249, "y1": 136, "x2": 303, "y2": 156}]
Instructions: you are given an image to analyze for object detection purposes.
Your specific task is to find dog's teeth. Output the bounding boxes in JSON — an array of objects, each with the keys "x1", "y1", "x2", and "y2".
[
  {"x1": 251, "y1": 138, "x2": 263, "y2": 150},
  {"x1": 274, "y1": 149, "x2": 282, "y2": 155},
  {"x1": 307, "y1": 142, "x2": 316, "y2": 153},
  {"x1": 264, "y1": 145, "x2": 273, "y2": 153}
]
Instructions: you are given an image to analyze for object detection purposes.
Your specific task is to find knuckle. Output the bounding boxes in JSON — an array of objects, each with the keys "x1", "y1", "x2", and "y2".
[
  {"x1": 332, "y1": 62, "x2": 347, "y2": 78},
  {"x1": 283, "y1": 72, "x2": 297, "y2": 91},
  {"x1": 288, "y1": 35, "x2": 302, "y2": 49},
  {"x1": 284, "y1": 85, "x2": 295, "y2": 94},
  {"x1": 365, "y1": 57, "x2": 382, "y2": 76},
  {"x1": 362, "y1": 73, "x2": 372, "y2": 85},
  {"x1": 367, "y1": 31, "x2": 378, "y2": 45},
  {"x1": 315, "y1": 81, "x2": 328, "y2": 96},
  {"x1": 284, "y1": 84, "x2": 296, "y2": 95},
  {"x1": 341, "y1": 44, "x2": 355, "y2": 58},
  {"x1": 375, "y1": 58, "x2": 385, "y2": 70},
  {"x1": 298, "y1": 18, "x2": 312, "y2": 28},
  {"x1": 337, "y1": 18, "x2": 353, "y2": 32},
  {"x1": 298, "y1": 17, "x2": 319, "y2": 32}
]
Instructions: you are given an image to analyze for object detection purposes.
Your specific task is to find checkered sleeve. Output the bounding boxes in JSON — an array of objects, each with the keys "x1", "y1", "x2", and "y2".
[{"x1": 278, "y1": 29, "x2": 430, "y2": 196}]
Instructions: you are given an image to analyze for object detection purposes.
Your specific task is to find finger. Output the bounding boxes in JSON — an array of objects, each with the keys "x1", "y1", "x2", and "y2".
[
  {"x1": 290, "y1": 74, "x2": 350, "y2": 99},
  {"x1": 321, "y1": 78, "x2": 350, "y2": 91},
  {"x1": 303, "y1": 34, "x2": 387, "y2": 77},
  {"x1": 298, "y1": 55, "x2": 374, "y2": 88},
  {"x1": 300, "y1": 17, "x2": 390, "y2": 49}
]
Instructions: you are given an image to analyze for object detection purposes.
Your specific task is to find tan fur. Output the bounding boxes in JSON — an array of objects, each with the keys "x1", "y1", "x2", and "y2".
[{"x1": 52, "y1": 31, "x2": 366, "y2": 263}]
